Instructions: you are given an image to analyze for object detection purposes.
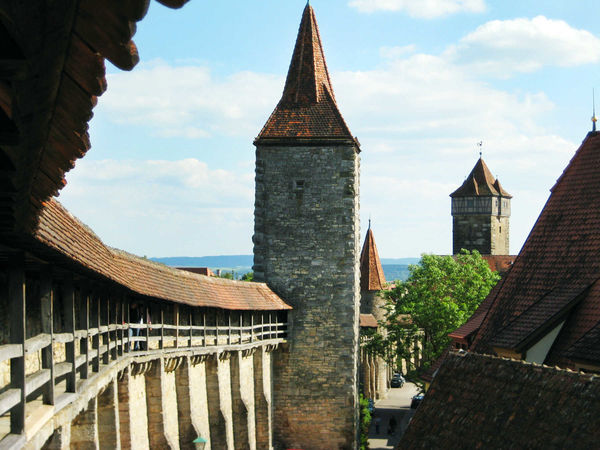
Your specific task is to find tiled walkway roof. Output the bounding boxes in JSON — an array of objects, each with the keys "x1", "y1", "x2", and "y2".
[
  {"x1": 450, "y1": 157, "x2": 512, "y2": 198},
  {"x1": 35, "y1": 199, "x2": 291, "y2": 311},
  {"x1": 360, "y1": 228, "x2": 386, "y2": 291},
  {"x1": 255, "y1": 4, "x2": 355, "y2": 144},
  {"x1": 401, "y1": 352, "x2": 600, "y2": 448},
  {"x1": 471, "y1": 132, "x2": 600, "y2": 365}
]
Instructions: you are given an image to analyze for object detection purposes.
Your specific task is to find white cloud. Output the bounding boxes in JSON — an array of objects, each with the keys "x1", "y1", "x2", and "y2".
[
  {"x1": 446, "y1": 16, "x2": 600, "y2": 77},
  {"x1": 101, "y1": 60, "x2": 282, "y2": 139},
  {"x1": 348, "y1": 0, "x2": 485, "y2": 18},
  {"x1": 60, "y1": 159, "x2": 255, "y2": 256}
]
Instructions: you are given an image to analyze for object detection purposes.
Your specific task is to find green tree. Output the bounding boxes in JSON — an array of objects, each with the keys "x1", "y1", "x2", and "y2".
[
  {"x1": 384, "y1": 250, "x2": 500, "y2": 371},
  {"x1": 241, "y1": 271, "x2": 254, "y2": 281}
]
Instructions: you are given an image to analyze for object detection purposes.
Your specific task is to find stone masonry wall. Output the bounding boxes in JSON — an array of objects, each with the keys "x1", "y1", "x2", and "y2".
[{"x1": 253, "y1": 144, "x2": 361, "y2": 449}]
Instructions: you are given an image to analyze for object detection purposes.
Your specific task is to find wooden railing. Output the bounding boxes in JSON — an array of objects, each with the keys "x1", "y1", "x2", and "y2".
[{"x1": 0, "y1": 252, "x2": 287, "y2": 441}]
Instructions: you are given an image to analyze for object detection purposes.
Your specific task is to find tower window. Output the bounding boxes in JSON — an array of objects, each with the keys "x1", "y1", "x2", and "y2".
[{"x1": 293, "y1": 180, "x2": 305, "y2": 191}]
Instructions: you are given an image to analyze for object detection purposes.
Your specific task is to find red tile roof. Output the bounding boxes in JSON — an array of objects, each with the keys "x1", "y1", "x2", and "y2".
[
  {"x1": 255, "y1": 4, "x2": 356, "y2": 144},
  {"x1": 360, "y1": 314, "x2": 378, "y2": 328},
  {"x1": 450, "y1": 157, "x2": 512, "y2": 198},
  {"x1": 360, "y1": 227, "x2": 386, "y2": 291},
  {"x1": 401, "y1": 352, "x2": 600, "y2": 448},
  {"x1": 178, "y1": 267, "x2": 216, "y2": 277},
  {"x1": 34, "y1": 199, "x2": 291, "y2": 311},
  {"x1": 471, "y1": 132, "x2": 600, "y2": 364}
]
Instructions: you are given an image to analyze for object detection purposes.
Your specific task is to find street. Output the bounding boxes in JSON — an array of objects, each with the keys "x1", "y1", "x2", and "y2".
[{"x1": 368, "y1": 382, "x2": 420, "y2": 449}]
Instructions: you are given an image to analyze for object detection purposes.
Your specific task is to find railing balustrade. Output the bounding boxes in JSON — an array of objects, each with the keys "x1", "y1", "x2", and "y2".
[{"x1": 0, "y1": 251, "x2": 287, "y2": 443}]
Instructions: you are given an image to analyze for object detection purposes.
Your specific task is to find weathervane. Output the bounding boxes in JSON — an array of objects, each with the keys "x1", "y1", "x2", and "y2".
[
  {"x1": 593, "y1": 88, "x2": 598, "y2": 132},
  {"x1": 477, "y1": 141, "x2": 483, "y2": 158}
]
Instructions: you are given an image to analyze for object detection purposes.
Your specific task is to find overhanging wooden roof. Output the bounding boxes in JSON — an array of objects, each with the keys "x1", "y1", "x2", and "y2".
[{"x1": 0, "y1": 0, "x2": 189, "y2": 235}]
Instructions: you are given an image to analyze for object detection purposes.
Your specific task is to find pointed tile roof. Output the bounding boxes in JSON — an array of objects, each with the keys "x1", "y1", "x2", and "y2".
[
  {"x1": 255, "y1": 4, "x2": 356, "y2": 145},
  {"x1": 470, "y1": 131, "x2": 600, "y2": 366},
  {"x1": 450, "y1": 158, "x2": 512, "y2": 198},
  {"x1": 360, "y1": 227, "x2": 386, "y2": 291}
]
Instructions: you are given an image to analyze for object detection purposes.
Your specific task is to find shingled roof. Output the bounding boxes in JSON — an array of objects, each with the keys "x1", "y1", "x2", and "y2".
[
  {"x1": 360, "y1": 227, "x2": 386, "y2": 291},
  {"x1": 471, "y1": 131, "x2": 600, "y2": 367},
  {"x1": 0, "y1": 0, "x2": 189, "y2": 235},
  {"x1": 401, "y1": 352, "x2": 600, "y2": 448},
  {"x1": 450, "y1": 157, "x2": 512, "y2": 198},
  {"x1": 255, "y1": 4, "x2": 356, "y2": 145},
  {"x1": 34, "y1": 199, "x2": 291, "y2": 311}
]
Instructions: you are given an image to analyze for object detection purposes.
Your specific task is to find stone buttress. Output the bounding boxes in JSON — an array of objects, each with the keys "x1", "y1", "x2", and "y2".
[{"x1": 253, "y1": 4, "x2": 361, "y2": 449}]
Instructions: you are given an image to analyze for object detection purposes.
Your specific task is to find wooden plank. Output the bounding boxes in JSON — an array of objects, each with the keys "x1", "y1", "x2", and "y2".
[
  {"x1": 0, "y1": 389, "x2": 20, "y2": 417},
  {"x1": 65, "y1": 33, "x2": 106, "y2": 96},
  {"x1": 0, "y1": 344, "x2": 22, "y2": 363},
  {"x1": 24, "y1": 334, "x2": 51, "y2": 355},
  {"x1": 62, "y1": 275, "x2": 77, "y2": 393},
  {"x1": 25, "y1": 369, "x2": 51, "y2": 396},
  {"x1": 92, "y1": 291, "x2": 100, "y2": 371},
  {"x1": 189, "y1": 308, "x2": 193, "y2": 347},
  {"x1": 103, "y1": 294, "x2": 109, "y2": 364},
  {"x1": 125, "y1": 296, "x2": 130, "y2": 353},
  {"x1": 160, "y1": 305, "x2": 164, "y2": 350},
  {"x1": 52, "y1": 333, "x2": 74, "y2": 343},
  {"x1": 251, "y1": 314, "x2": 254, "y2": 343},
  {"x1": 0, "y1": 433, "x2": 26, "y2": 450},
  {"x1": 39, "y1": 266, "x2": 54, "y2": 405},
  {"x1": 8, "y1": 252, "x2": 25, "y2": 434},
  {"x1": 144, "y1": 302, "x2": 150, "y2": 351},
  {"x1": 54, "y1": 362, "x2": 72, "y2": 379}
]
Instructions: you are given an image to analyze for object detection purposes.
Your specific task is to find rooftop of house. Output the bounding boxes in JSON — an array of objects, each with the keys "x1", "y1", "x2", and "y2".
[
  {"x1": 471, "y1": 131, "x2": 600, "y2": 368},
  {"x1": 255, "y1": 4, "x2": 356, "y2": 146},
  {"x1": 360, "y1": 226, "x2": 386, "y2": 291},
  {"x1": 33, "y1": 199, "x2": 291, "y2": 311},
  {"x1": 401, "y1": 352, "x2": 600, "y2": 448},
  {"x1": 450, "y1": 157, "x2": 512, "y2": 198}
]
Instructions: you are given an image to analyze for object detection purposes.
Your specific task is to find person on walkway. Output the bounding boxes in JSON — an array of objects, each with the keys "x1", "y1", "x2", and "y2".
[{"x1": 388, "y1": 415, "x2": 397, "y2": 435}]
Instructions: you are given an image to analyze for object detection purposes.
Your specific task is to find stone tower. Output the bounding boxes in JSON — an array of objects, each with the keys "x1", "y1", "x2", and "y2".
[
  {"x1": 450, "y1": 157, "x2": 511, "y2": 255},
  {"x1": 360, "y1": 224, "x2": 386, "y2": 321},
  {"x1": 253, "y1": 4, "x2": 361, "y2": 449}
]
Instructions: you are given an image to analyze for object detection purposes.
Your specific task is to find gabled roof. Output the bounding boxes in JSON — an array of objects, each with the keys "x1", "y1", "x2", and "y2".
[
  {"x1": 450, "y1": 157, "x2": 512, "y2": 198},
  {"x1": 33, "y1": 199, "x2": 291, "y2": 311},
  {"x1": 255, "y1": 4, "x2": 356, "y2": 145},
  {"x1": 401, "y1": 352, "x2": 600, "y2": 448},
  {"x1": 360, "y1": 227, "x2": 386, "y2": 291},
  {"x1": 471, "y1": 132, "x2": 600, "y2": 364}
]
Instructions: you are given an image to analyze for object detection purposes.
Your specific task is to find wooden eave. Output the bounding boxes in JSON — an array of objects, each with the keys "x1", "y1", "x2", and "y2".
[{"x1": 0, "y1": 0, "x2": 189, "y2": 236}]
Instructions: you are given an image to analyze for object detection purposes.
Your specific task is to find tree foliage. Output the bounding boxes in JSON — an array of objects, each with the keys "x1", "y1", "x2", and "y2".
[{"x1": 383, "y1": 250, "x2": 500, "y2": 371}]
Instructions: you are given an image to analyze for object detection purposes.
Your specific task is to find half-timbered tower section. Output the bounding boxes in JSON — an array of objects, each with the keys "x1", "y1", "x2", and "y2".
[
  {"x1": 451, "y1": 158, "x2": 512, "y2": 255},
  {"x1": 253, "y1": 4, "x2": 361, "y2": 449}
]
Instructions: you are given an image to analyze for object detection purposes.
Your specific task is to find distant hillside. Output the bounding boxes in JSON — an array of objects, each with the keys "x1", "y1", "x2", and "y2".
[{"x1": 152, "y1": 255, "x2": 414, "y2": 282}]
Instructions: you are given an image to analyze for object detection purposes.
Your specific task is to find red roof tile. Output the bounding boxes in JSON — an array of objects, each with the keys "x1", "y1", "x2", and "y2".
[
  {"x1": 255, "y1": 4, "x2": 355, "y2": 144},
  {"x1": 450, "y1": 157, "x2": 512, "y2": 198},
  {"x1": 34, "y1": 199, "x2": 291, "y2": 311},
  {"x1": 401, "y1": 352, "x2": 600, "y2": 448},
  {"x1": 360, "y1": 227, "x2": 386, "y2": 291},
  {"x1": 471, "y1": 132, "x2": 600, "y2": 363},
  {"x1": 360, "y1": 314, "x2": 378, "y2": 328}
]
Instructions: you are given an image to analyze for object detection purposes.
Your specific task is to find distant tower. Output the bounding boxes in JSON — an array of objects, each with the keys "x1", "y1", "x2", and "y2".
[
  {"x1": 360, "y1": 223, "x2": 386, "y2": 320},
  {"x1": 253, "y1": 4, "x2": 361, "y2": 450},
  {"x1": 450, "y1": 157, "x2": 511, "y2": 255}
]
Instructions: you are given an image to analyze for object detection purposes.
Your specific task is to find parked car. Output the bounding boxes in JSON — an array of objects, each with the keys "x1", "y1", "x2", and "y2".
[
  {"x1": 410, "y1": 394, "x2": 424, "y2": 409},
  {"x1": 391, "y1": 373, "x2": 405, "y2": 388}
]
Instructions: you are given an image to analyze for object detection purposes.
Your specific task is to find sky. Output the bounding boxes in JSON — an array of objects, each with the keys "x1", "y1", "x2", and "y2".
[{"x1": 58, "y1": 0, "x2": 600, "y2": 258}]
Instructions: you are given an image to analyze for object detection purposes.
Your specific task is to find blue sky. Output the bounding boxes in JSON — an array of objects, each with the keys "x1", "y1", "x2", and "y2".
[{"x1": 59, "y1": 0, "x2": 600, "y2": 258}]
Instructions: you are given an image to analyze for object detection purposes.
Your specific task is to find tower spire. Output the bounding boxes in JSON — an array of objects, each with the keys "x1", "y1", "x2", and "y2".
[{"x1": 593, "y1": 88, "x2": 597, "y2": 132}]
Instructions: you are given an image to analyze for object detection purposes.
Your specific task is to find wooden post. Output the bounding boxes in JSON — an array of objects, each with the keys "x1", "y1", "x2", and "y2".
[
  {"x1": 8, "y1": 252, "x2": 26, "y2": 434},
  {"x1": 144, "y1": 302, "x2": 150, "y2": 351},
  {"x1": 92, "y1": 291, "x2": 100, "y2": 372},
  {"x1": 228, "y1": 312, "x2": 231, "y2": 345},
  {"x1": 40, "y1": 266, "x2": 55, "y2": 405},
  {"x1": 189, "y1": 308, "x2": 193, "y2": 347},
  {"x1": 174, "y1": 304, "x2": 179, "y2": 349},
  {"x1": 239, "y1": 313, "x2": 243, "y2": 344},
  {"x1": 250, "y1": 313, "x2": 254, "y2": 343},
  {"x1": 117, "y1": 295, "x2": 124, "y2": 357},
  {"x1": 203, "y1": 310, "x2": 207, "y2": 347},
  {"x1": 63, "y1": 274, "x2": 77, "y2": 393},
  {"x1": 160, "y1": 305, "x2": 164, "y2": 350},
  {"x1": 215, "y1": 311, "x2": 219, "y2": 346},
  {"x1": 103, "y1": 294, "x2": 110, "y2": 365},
  {"x1": 80, "y1": 281, "x2": 90, "y2": 379},
  {"x1": 124, "y1": 297, "x2": 130, "y2": 353}
]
